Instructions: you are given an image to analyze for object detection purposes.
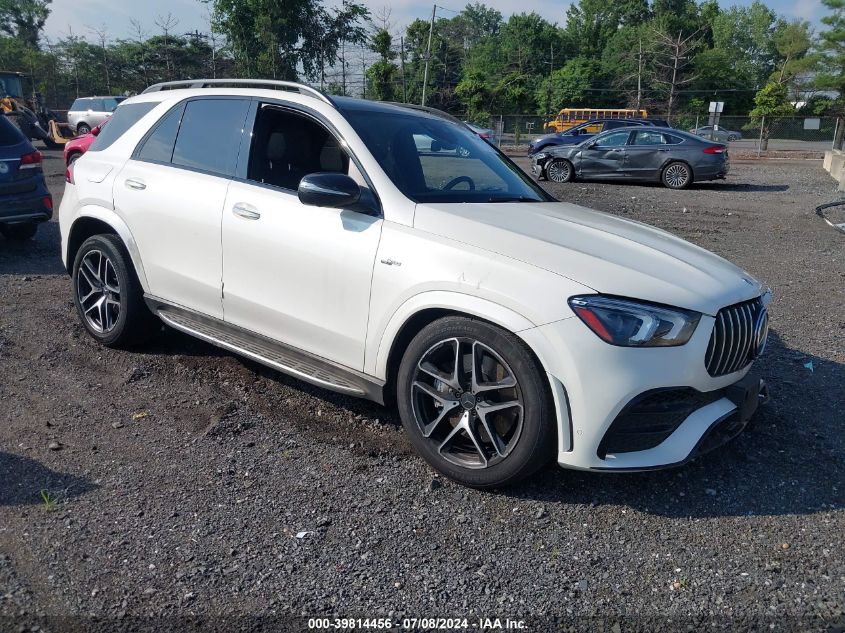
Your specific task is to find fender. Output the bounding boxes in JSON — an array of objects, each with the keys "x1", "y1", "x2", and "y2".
[
  {"x1": 368, "y1": 290, "x2": 537, "y2": 380},
  {"x1": 66, "y1": 205, "x2": 151, "y2": 292},
  {"x1": 369, "y1": 290, "x2": 576, "y2": 455}
]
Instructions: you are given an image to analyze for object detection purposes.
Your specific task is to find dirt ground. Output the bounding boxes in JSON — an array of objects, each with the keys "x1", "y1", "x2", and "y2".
[{"x1": 0, "y1": 151, "x2": 843, "y2": 632}]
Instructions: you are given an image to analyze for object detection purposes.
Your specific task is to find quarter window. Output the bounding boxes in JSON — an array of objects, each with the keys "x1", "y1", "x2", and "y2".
[
  {"x1": 171, "y1": 99, "x2": 250, "y2": 177},
  {"x1": 88, "y1": 102, "x2": 157, "y2": 152},
  {"x1": 136, "y1": 103, "x2": 184, "y2": 163}
]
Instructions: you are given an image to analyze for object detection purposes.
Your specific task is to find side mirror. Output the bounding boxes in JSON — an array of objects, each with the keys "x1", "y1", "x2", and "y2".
[
  {"x1": 91, "y1": 125, "x2": 100, "y2": 136},
  {"x1": 298, "y1": 173, "x2": 361, "y2": 209}
]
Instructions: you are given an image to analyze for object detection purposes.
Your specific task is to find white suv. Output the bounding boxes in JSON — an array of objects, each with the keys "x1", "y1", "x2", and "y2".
[{"x1": 59, "y1": 80, "x2": 770, "y2": 488}]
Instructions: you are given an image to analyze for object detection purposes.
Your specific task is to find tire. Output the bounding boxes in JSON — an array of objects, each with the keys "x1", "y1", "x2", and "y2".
[
  {"x1": 43, "y1": 137, "x2": 62, "y2": 150},
  {"x1": 727, "y1": 134, "x2": 739, "y2": 142},
  {"x1": 0, "y1": 222, "x2": 38, "y2": 241},
  {"x1": 72, "y1": 234, "x2": 156, "y2": 348},
  {"x1": 396, "y1": 316, "x2": 556, "y2": 488},
  {"x1": 546, "y1": 158, "x2": 574, "y2": 183},
  {"x1": 76, "y1": 123, "x2": 91, "y2": 136},
  {"x1": 67, "y1": 152, "x2": 81, "y2": 166},
  {"x1": 661, "y1": 161, "x2": 692, "y2": 189}
]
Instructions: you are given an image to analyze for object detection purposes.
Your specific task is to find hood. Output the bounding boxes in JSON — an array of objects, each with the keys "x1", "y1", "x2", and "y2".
[{"x1": 413, "y1": 201, "x2": 764, "y2": 316}]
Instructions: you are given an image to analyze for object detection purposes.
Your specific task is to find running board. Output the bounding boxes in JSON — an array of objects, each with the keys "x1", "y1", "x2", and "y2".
[{"x1": 146, "y1": 298, "x2": 385, "y2": 404}]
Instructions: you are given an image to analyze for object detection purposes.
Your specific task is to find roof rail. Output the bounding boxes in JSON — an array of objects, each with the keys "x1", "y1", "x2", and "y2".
[
  {"x1": 141, "y1": 79, "x2": 335, "y2": 106},
  {"x1": 388, "y1": 102, "x2": 465, "y2": 126}
]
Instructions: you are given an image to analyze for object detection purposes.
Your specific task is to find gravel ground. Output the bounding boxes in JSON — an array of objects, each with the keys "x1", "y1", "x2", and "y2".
[{"x1": 0, "y1": 152, "x2": 843, "y2": 632}]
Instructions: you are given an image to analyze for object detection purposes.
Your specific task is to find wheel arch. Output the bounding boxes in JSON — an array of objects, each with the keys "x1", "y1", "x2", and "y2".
[{"x1": 65, "y1": 210, "x2": 149, "y2": 291}]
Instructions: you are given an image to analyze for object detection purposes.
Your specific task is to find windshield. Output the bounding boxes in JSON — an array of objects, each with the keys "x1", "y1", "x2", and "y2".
[
  {"x1": 343, "y1": 107, "x2": 551, "y2": 204},
  {"x1": 0, "y1": 75, "x2": 24, "y2": 98}
]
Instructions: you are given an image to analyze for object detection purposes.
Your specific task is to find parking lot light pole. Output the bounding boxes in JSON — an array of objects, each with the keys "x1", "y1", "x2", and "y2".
[{"x1": 421, "y1": 5, "x2": 436, "y2": 106}]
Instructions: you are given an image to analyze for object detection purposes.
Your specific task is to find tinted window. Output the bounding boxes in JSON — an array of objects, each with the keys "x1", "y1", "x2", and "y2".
[
  {"x1": 0, "y1": 114, "x2": 25, "y2": 146},
  {"x1": 593, "y1": 131, "x2": 631, "y2": 147},
  {"x1": 664, "y1": 134, "x2": 684, "y2": 145},
  {"x1": 90, "y1": 99, "x2": 106, "y2": 111},
  {"x1": 70, "y1": 98, "x2": 90, "y2": 111},
  {"x1": 171, "y1": 99, "x2": 250, "y2": 177},
  {"x1": 102, "y1": 97, "x2": 119, "y2": 111},
  {"x1": 343, "y1": 106, "x2": 550, "y2": 204},
  {"x1": 89, "y1": 102, "x2": 157, "y2": 152},
  {"x1": 136, "y1": 104, "x2": 184, "y2": 163}
]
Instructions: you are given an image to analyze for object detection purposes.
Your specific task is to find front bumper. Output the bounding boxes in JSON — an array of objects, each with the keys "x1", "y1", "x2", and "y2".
[{"x1": 519, "y1": 311, "x2": 767, "y2": 471}]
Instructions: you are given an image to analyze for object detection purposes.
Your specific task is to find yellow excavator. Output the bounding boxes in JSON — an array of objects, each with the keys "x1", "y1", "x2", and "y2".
[{"x1": 0, "y1": 70, "x2": 75, "y2": 148}]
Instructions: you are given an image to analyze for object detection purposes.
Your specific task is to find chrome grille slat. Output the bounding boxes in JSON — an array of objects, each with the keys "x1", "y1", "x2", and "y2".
[{"x1": 705, "y1": 297, "x2": 763, "y2": 377}]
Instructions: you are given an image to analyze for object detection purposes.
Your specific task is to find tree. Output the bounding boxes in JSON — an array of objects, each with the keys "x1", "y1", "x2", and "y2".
[
  {"x1": 0, "y1": 0, "x2": 51, "y2": 48},
  {"x1": 749, "y1": 80, "x2": 795, "y2": 149},
  {"x1": 366, "y1": 28, "x2": 398, "y2": 101},
  {"x1": 816, "y1": 0, "x2": 845, "y2": 146},
  {"x1": 206, "y1": 0, "x2": 368, "y2": 81},
  {"x1": 652, "y1": 28, "x2": 700, "y2": 120},
  {"x1": 535, "y1": 58, "x2": 596, "y2": 114}
]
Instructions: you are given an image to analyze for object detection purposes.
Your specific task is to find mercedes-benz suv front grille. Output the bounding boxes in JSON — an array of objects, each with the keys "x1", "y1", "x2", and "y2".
[{"x1": 705, "y1": 297, "x2": 768, "y2": 377}]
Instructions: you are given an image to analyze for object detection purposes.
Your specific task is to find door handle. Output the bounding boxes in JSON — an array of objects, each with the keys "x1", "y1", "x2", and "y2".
[
  {"x1": 125, "y1": 178, "x2": 146, "y2": 190},
  {"x1": 232, "y1": 203, "x2": 261, "y2": 220}
]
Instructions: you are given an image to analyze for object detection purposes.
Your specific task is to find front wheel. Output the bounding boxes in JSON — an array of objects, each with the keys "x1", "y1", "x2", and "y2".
[
  {"x1": 727, "y1": 134, "x2": 739, "y2": 142},
  {"x1": 546, "y1": 158, "x2": 574, "y2": 183},
  {"x1": 396, "y1": 316, "x2": 555, "y2": 488},
  {"x1": 0, "y1": 222, "x2": 38, "y2": 241},
  {"x1": 76, "y1": 123, "x2": 91, "y2": 136},
  {"x1": 662, "y1": 161, "x2": 692, "y2": 189}
]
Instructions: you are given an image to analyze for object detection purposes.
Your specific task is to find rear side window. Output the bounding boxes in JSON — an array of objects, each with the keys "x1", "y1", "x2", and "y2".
[
  {"x1": 136, "y1": 104, "x2": 184, "y2": 163},
  {"x1": 88, "y1": 102, "x2": 157, "y2": 152},
  {"x1": 664, "y1": 134, "x2": 685, "y2": 145},
  {"x1": 171, "y1": 99, "x2": 250, "y2": 177},
  {"x1": 0, "y1": 115, "x2": 25, "y2": 146},
  {"x1": 102, "y1": 97, "x2": 120, "y2": 111}
]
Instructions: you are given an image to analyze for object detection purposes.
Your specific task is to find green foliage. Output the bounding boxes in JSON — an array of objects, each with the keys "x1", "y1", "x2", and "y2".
[
  {"x1": 0, "y1": 0, "x2": 51, "y2": 48},
  {"x1": 535, "y1": 58, "x2": 597, "y2": 115},
  {"x1": 816, "y1": 0, "x2": 845, "y2": 109},
  {"x1": 749, "y1": 81, "x2": 795, "y2": 121}
]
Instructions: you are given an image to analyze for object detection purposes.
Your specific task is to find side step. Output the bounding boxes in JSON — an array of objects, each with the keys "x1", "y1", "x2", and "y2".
[{"x1": 148, "y1": 299, "x2": 385, "y2": 404}]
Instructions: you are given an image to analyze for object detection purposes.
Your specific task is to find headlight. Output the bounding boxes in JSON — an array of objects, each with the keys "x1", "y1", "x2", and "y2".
[
  {"x1": 535, "y1": 152, "x2": 549, "y2": 160},
  {"x1": 568, "y1": 295, "x2": 700, "y2": 347}
]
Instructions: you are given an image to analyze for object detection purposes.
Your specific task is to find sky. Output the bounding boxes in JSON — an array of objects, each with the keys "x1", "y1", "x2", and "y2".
[{"x1": 42, "y1": 0, "x2": 826, "y2": 43}]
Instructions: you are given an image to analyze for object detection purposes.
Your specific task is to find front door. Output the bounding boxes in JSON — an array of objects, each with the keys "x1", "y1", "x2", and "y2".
[
  {"x1": 221, "y1": 104, "x2": 382, "y2": 371},
  {"x1": 578, "y1": 130, "x2": 632, "y2": 178}
]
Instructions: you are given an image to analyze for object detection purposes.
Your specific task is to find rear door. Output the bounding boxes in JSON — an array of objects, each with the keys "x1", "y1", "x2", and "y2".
[
  {"x1": 579, "y1": 130, "x2": 632, "y2": 178},
  {"x1": 0, "y1": 117, "x2": 37, "y2": 203},
  {"x1": 113, "y1": 97, "x2": 251, "y2": 319},
  {"x1": 624, "y1": 129, "x2": 668, "y2": 179}
]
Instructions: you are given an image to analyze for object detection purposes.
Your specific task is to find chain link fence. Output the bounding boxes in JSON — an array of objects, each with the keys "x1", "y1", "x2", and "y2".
[{"x1": 487, "y1": 114, "x2": 839, "y2": 154}]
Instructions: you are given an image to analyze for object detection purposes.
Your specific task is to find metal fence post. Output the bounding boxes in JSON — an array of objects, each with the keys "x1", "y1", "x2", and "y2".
[
  {"x1": 757, "y1": 116, "x2": 765, "y2": 157},
  {"x1": 833, "y1": 118, "x2": 840, "y2": 151}
]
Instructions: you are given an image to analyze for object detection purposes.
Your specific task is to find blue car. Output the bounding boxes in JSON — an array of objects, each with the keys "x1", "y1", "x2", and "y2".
[
  {"x1": 0, "y1": 113, "x2": 52, "y2": 240},
  {"x1": 528, "y1": 118, "x2": 657, "y2": 156}
]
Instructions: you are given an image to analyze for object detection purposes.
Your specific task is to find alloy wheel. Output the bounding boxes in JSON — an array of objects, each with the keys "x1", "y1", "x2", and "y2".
[
  {"x1": 664, "y1": 163, "x2": 690, "y2": 188},
  {"x1": 76, "y1": 249, "x2": 121, "y2": 333},
  {"x1": 547, "y1": 160, "x2": 571, "y2": 183},
  {"x1": 411, "y1": 337, "x2": 524, "y2": 469}
]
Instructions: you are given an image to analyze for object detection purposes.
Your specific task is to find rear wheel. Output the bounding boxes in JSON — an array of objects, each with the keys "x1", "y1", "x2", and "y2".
[
  {"x1": 67, "y1": 152, "x2": 81, "y2": 166},
  {"x1": 0, "y1": 222, "x2": 38, "y2": 241},
  {"x1": 76, "y1": 123, "x2": 91, "y2": 136},
  {"x1": 662, "y1": 161, "x2": 692, "y2": 189},
  {"x1": 546, "y1": 158, "x2": 574, "y2": 183},
  {"x1": 396, "y1": 316, "x2": 555, "y2": 488},
  {"x1": 72, "y1": 234, "x2": 156, "y2": 348},
  {"x1": 727, "y1": 134, "x2": 739, "y2": 142}
]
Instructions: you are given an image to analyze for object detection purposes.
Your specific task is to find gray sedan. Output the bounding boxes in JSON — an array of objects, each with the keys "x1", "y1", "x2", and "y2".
[{"x1": 531, "y1": 127, "x2": 729, "y2": 189}]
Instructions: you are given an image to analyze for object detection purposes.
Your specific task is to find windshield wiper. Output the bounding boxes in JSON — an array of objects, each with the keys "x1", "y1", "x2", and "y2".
[{"x1": 487, "y1": 195, "x2": 542, "y2": 203}]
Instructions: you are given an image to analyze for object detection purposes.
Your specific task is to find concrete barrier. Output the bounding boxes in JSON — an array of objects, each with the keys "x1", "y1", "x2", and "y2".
[{"x1": 823, "y1": 150, "x2": 845, "y2": 192}]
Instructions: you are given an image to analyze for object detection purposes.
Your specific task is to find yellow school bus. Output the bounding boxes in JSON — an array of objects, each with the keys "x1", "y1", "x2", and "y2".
[{"x1": 544, "y1": 108, "x2": 648, "y2": 133}]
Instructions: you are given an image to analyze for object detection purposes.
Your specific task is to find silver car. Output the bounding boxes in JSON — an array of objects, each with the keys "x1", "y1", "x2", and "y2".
[
  {"x1": 690, "y1": 125, "x2": 743, "y2": 142},
  {"x1": 531, "y1": 127, "x2": 729, "y2": 189},
  {"x1": 66, "y1": 96, "x2": 126, "y2": 135}
]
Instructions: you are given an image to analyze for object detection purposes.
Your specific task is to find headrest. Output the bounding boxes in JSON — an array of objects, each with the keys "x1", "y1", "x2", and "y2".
[
  {"x1": 267, "y1": 132, "x2": 287, "y2": 161},
  {"x1": 320, "y1": 139, "x2": 345, "y2": 172}
]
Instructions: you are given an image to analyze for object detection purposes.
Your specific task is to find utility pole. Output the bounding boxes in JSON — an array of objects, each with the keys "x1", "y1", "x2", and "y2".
[
  {"x1": 545, "y1": 42, "x2": 554, "y2": 118},
  {"x1": 636, "y1": 37, "x2": 643, "y2": 111},
  {"x1": 400, "y1": 36, "x2": 407, "y2": 103},
  {"x1": 421, "y1": 4, "x2": 436, "y2": 106}
]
